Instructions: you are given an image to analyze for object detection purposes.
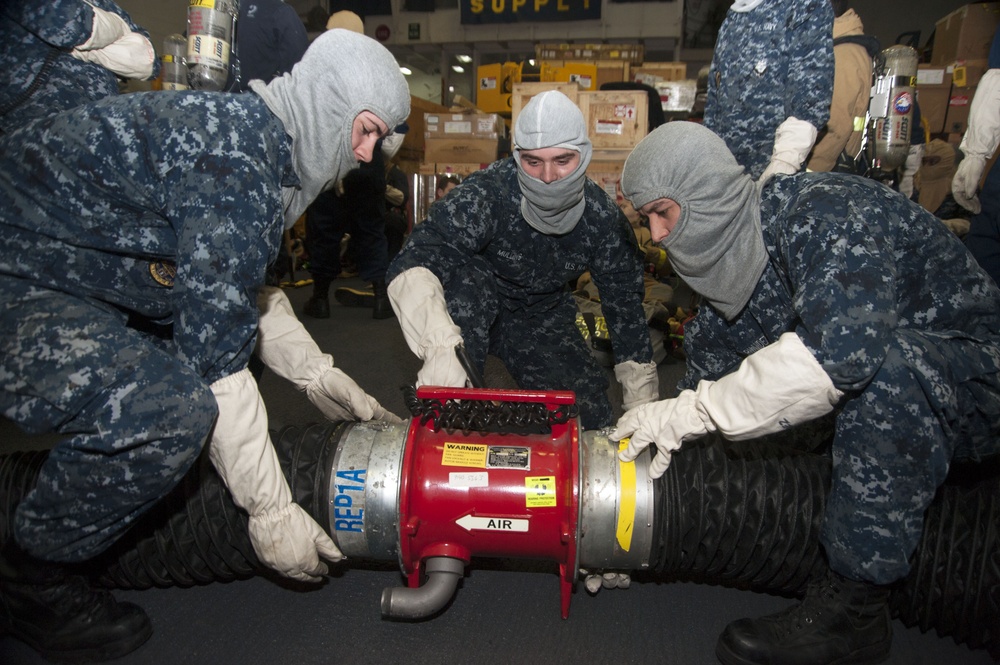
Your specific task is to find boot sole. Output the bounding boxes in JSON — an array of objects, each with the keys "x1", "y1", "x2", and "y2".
[
  {"x1": 2, "y1": 615, "x2": 152, "y2": 664},
  {"x1": 715, "y1": 635, "x2": 892, "y2": 665}
]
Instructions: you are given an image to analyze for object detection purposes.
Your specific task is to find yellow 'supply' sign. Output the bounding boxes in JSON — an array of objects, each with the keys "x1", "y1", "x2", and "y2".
[{"x1": 462, "y1": 0, "x2": 599, "y2": 24}]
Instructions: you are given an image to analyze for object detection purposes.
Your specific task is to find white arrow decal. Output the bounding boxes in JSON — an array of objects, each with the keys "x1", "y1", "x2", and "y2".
[{"x1": 455, "y1": 514, "x2": 529, "y2": 532}]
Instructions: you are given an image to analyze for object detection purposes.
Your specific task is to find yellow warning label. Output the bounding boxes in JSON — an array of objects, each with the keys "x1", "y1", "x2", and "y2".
[
  {"x1": 616, "y1": 439, "x2": 636, "y2": 552},
  {"x1": 525, "y1": 476, "x2": 557, "y2": 508},
  {"x1": 442, "y1": 442, "x2": 488, "y2": 468}
]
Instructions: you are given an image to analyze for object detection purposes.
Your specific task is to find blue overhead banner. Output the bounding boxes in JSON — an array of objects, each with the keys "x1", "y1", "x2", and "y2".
[{"x1": 461, "y1": 0, "x2": 601, "y2": 25}]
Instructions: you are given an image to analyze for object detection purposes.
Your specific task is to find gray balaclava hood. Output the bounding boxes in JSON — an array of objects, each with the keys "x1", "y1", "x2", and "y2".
[
  {"x1": 622, "y1": 122, "x2": 768, "y2": 321},
  {"x1": 250, "y1": 29, "x2": 410, "y2": 228},
  {"x1": 513, "y1": 91, "x2": 593, "y2": 235}
]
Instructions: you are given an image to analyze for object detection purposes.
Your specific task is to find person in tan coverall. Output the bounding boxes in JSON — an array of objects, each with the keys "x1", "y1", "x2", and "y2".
[{"x1": 806, "y1": 1, "x2": 877, "y2": 173}]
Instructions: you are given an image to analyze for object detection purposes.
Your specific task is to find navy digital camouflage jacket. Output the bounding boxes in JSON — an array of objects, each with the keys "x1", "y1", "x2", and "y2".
[
  {"x1": 704, "y1": 0, "x2": 834, "y2": 179},
  {"x1": 388, "y1": 158, "x2": 653, "y2": 365},
  {"x1": 681, "y1": 173, "x2": 1000, "y2": 400},
  {"x1": 0, "y1": 90, "x2": 296, "y2": 383}
]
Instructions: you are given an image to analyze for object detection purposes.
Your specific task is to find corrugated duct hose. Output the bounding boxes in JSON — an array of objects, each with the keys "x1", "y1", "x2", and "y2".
[{"x1": 0, "y1": 424, "x2": 996, "y2": 658}]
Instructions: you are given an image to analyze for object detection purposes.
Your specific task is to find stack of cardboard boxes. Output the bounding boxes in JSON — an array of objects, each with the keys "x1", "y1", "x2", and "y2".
[{"x1": 917, "y1": 2, "x2": 1000, "y2": 138}]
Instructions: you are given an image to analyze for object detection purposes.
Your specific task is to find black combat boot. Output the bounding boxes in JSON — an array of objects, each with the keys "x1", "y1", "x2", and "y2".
[
  {"x1": 0, "y1": 539, "x2": 152, "y2": 663},
  {"x1": 715, "y1": 568, "x2": 892, "y2": 665},
  {"x1": 303, "y1": 277, "x2": 331, "y2": 319},
  {"x1": 371, "y1": 279, "x2": 394, "y2": 320}
]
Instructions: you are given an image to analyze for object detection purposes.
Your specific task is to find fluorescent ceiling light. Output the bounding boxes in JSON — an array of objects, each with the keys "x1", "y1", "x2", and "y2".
[
  {"x1": 456, "y1": 54, "x2": 472, "y2": 63},
  {"x1": 400, "y1": 66, "x2": 412, "y2": 76},
  {"x1": 452, "y1": 65, "x2": 464, "y2": 73}
]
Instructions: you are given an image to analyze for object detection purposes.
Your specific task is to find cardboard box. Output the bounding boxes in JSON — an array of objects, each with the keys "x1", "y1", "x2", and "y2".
[
  {"x1": 632, "y1": 62, "x2": 688, "y2": 86},
  {"x1": 424, "y1": 112, "x2": 503, "y2": 140},
  {"x1": 655, "y1": 80, "x2": 698, "y2": 113},
  {"x1": 403, "y1": 96, "x2": 449, "y2": 162},
  {"x1": 944, "y1": 86, "x2": 977, "y2": 134},
  {"x1": 423, "y1": 137, "x2": 498, "y2": 164},
  {"x1": 578, "y1": 90, "x2": 648, "y2": 151},
  {"x1": 951, "y1": 59, "x2": 991, "y2": 87},
  {"x1": 931, "y1": 2, "x2": 1000, "y2": 65},
  {"x1": 510, "y1": 82, "x2": 582, "y2": 128},
  {"x1": 916, "y1": 65, "x2": 953, "y2": 134}
]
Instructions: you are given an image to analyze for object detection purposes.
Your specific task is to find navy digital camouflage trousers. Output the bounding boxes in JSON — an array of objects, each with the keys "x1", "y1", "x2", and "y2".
[
  {"x1": 822, "y1": 329, "x2": 1000, "y2": 585},
  {"x1": 0, "y1": 279, "x2": 216, "y2": 563},
  {"x1": 445, "y1": 256, "x2": 612, "y2": 430}
]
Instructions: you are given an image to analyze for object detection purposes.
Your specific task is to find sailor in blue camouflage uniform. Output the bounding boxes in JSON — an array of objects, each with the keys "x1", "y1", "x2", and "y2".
[
  {"x1": 0, "y1": 0, "x2": 158, "y2": 132},
  {"x1": 615, "y1": 122, "x2": 1000, "y2": 665},
  {"x1": 0, "y1": 30, "x2": 409, "y2": 663},
  {"x1": 704, "y1": 0, "x2": 833, "y2": 182},
  {"x1": 387, "y1": 91, "x2": 659, "y2": 430}
]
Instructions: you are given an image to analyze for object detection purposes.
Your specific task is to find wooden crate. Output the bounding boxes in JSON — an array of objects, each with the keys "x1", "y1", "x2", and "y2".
[
  {"x1": 578, "y1": 90, "x2": 648, "y2": 151},
  {"x1": 543, "y1": 60, "x2": 629, "y2": 90},
  {"x1": 510, "y1": 82, "x2": 582, "y2": 128},
  {"x1": 536, "y1": 43, "x2": 644, "y2": 65}
]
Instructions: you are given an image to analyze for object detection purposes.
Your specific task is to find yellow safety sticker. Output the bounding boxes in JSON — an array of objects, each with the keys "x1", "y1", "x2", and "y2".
[
  {"x1": 442, "y1": 442, "x2": 488, "y2": 468},
  {"x1": 525, "y1": 476, "x2": 557, "y2": 508},
  {"x1": 616, "y1": 439, "x2": 636, "y2": 552}
]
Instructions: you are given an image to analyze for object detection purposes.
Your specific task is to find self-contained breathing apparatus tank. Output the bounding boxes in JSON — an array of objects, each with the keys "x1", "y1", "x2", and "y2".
[
  {"x1": 185, "y1": 0, "x2": 239, "y2": 91},
  {"x1": 868, "y1": 44, "x2": 919, "y2": 172},
  {"x1": 160, "y1": 34, "x2": 189, "y2": 91}
]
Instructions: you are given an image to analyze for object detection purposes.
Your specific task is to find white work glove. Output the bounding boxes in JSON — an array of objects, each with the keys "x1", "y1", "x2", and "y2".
[
  {"x1": 899, "y1": 143, "x2": 924, "y2": 199},
  {"x1": 388, "y1": 267, "x2": 469, "y2": 388},
  {"x1": 71, "y1": 6, "x2": 155, "y2": 80},
  {"x1": 75, "y1": 4, "x2": 130, "y2": 51},
  {"x1": 614, "y1": 332, "x2": 843, "y2": 478},
  {"x1": 256, "y1": 287, "x2": 402, "y2": 423},
  {"x1": 209, "y1": 369, "x2": 343, "y2": 582},
  {"x1": 72, "y1": 33, "x2": 155, "y2": 79},
  {"x1": 759, "y1": 117, "x2": 819, "y2": 184},
  {"x1": 953, "y1": 69, "x2": 1000, "y2": 215},
  {"x1": 953, "y1": 155, "x2": 988, "y2": 215},
  {"x1": 614, "y1": 360, "x2": 659, "y2": 411}
]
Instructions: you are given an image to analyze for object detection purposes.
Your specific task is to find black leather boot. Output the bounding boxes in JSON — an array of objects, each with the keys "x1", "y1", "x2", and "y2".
[
  {"x1": 371, "y1": 280, "x2": 394, "y2": 320},
  {"x1": 0, "y1": 539, "x2": 152, "y2": 663},
  {"x1": 716, "y1": 568, "x2": 892, "y2": 665},
  {"x1": 303, "y1": 296, "x2": 330, "y2": 319},
  {"x1": 303, "y1": 278, "x2": 331, "y2": 319}
]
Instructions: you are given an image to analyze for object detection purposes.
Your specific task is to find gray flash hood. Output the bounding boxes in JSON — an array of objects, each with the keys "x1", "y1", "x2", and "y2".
[{"x1": 250, "y1": 29, "x2": 410, "y2": 229}]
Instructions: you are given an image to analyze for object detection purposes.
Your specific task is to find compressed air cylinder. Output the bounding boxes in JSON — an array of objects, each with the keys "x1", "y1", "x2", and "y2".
[
  {"x1": 873, "y1": 45, "x2": 918, "y2": 172},
  {"x1": 161, "y1": 34, "x2": 189, "y2": 91},
  {"x1": 186, "y1": 0, "x2": 239, "y2": 91}
]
